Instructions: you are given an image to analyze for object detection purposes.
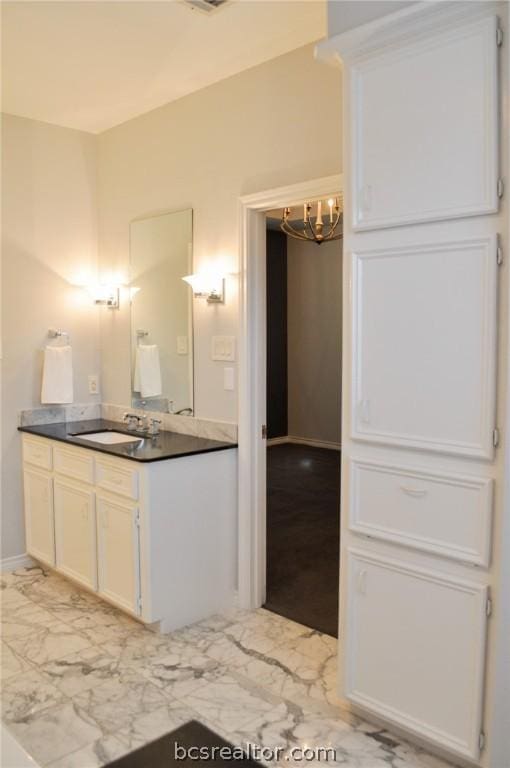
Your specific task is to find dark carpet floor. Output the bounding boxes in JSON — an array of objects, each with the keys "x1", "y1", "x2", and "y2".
[{"x1": 264, "y1": 443, "x2": 340, "y2": 638}]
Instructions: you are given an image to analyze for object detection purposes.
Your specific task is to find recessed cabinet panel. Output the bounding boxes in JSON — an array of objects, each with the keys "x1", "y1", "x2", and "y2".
[
  {"x1": 54, "y1": 446, "x2": 94, "y2": 485},
  {"x1": 352, "y1": 237, "x2": 497, "y2": 458},
  {"x1": 54, "y1": 479, "x2": 97, "y2": 590},
  {"x1": 349, "y1": 460, "x2": 493, "y2": 566},
  {"x1": 351, "y1": 16, "x2": 498, "y2": 230},
  {"x1": 346, "y1": 549, "x2": 487, "y2": 760},
  {"x1": 23, "y1": 438, "x2": 52, "y2": 471},
  {"x1": 96, "y1": 495, "x2": 140, "y2": 616},
  {"x1": 24, "y1": 469, "x2": 55, "y2": 566}
]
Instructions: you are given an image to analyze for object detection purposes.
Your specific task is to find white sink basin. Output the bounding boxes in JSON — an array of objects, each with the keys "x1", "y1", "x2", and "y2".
[{"x1": 75, "y1": 431, "x2": 142, "y2": 445}]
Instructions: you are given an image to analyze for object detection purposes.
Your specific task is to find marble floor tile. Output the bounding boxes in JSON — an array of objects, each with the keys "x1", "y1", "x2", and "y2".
[
  {"x1": 99, "y1": 627, "x2": 176, "y2": 669},
  {"x1": 38, "y1": 646, "x2": 122, "y2": 698},
  {"x1": 6, "y1": 620, "x2": 92, "y2": 666},
  {"x1": 222, "y1": 610, "x2": 310, "y2": 655},
  {"x1": 72, "y1": 667, "x2": 170, "y2": 735},
  {"x1": 0, "y1": 641, "x2": 32, "y2": 681},
  {"x1": 180, "y1": 672, "x2": 279, "y2": 733},
  {"x1": 2, "y1": 605, "x2": 63, "y2": 642},
  {"x1": 62, "y1": 605, "x2": 142, "y2": 645},
  {"x1": 134, "y1": 641, "x2": 221, "y2": 698},
  {"x1": 0, "y1": 566, "x2": 49, "y2": 590},
  {"x1": 0, "y1": 669, "x2": 66, "y2": 724},
  {"x1": 44, "y1": 735, "x2": 126, "y2": 768},
  {"x1": 1, "y1": 569, "x2": 456, "y2": 768},
  {"x1": 234, "y1": 630, "x2": 340, "y2": 710},
  {"x1": 115, "y1": 700, "x2": 200, "y2": 754},
  {"x1": 0, "y1": 585, "x2": 35, "y2": 613},
  {"x1": 8, "y1": 702, "x2": 104, "y2": 765}
]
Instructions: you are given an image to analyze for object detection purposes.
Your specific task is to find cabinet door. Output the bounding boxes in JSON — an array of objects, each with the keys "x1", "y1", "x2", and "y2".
[
  {"x1": 352, "y1": 237, "x2": 497, "y2": 458},
  {"x1": 54, "y1": 479, "x2": 97, "y2": 590},
  {"x1": 346, "y1": 549, "x2": 487, "y2": 761},
  {"x1": 96, "y1": 495, "x2": 141, "y2": 616},
  {"x1": 24, "y1": 468, "x2": 55, "y2": 566},
  {"x1": 351, "y1": 16, "x2": 499, "y2": 230}
]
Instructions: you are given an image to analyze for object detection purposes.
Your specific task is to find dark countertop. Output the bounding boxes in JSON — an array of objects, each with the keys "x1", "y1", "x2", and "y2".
[{"x1": 18, "y1": 419, "x2": 237, "y2": 463}]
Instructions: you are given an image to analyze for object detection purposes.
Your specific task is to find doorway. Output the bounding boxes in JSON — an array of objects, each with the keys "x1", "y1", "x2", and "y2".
[
  {"x1": 263, "y1": 213, "x2": 342, "y2": 637},
  {"x1": 237, "y1": 175, "x2": 343, "y2": 614}
]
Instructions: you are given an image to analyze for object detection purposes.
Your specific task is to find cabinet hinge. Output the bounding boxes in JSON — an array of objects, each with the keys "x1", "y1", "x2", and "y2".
[
  {"x1": 486, "y1": 595, "x2": 493, "y2": 618},
  {"x1": 493, "y1": 428, "x2": 500, "y2": 448},
  {"x1": 479, "y1": 731, "x2": 486, "y2": 752},
  {"x1": 137, "y1": 596, "x2": 143, "y2": 613},
  {"x1": 497, "y1": 178, "x2": 504, "y2": 198},
  {"x1": 262, "y1": 425, "x2": 267, "y2": 439},
  {"x1": 497, "y1": 235, "x2": 503, "y2": 266},
  {"x1": 496, "y1": 27, "x2": 503, "y2": 46},
  {"x1": 135, "y1": 510, "x2": 141, "y2": 528}
]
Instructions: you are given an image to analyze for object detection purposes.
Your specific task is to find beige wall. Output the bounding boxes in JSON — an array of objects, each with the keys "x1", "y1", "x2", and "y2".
[
  {"x1": 1, "y1": 114, "x2": 100, "y2": 559},
  {"x1": 287, "y1": 236, "x2": 342, "y2": 445},
  {"x1": 97, "y1": 43, "x2": 342, "y2": 422}
]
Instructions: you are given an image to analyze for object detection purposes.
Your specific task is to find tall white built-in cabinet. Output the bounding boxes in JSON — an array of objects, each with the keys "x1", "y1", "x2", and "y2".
[{"x1": 317, "y1": 2, "x2": 508, "y2": 764}]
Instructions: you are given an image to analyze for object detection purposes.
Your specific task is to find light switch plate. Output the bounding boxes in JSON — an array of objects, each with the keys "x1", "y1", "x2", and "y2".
[
  {"x1": 223, "y1": 367, "x2": 235, "y2": 391},
  {"x1": 177, "y1": 336, "x2": 188, "y2": 355},
  {"x1": 88, "y1": 374, "x2": 100, "y2": 395},
  {"x1": 212, "y1": 335, "x2": 236, "y2": 362}
]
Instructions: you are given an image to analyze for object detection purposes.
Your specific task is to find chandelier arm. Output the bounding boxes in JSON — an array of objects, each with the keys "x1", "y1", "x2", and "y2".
[
  {"x1": 323, "y1": 208, "x2": 342, "y2": 240},
  {"x1": 280, "y1": 221, "x2": 312, "y2": 241},
  {"x1": 305, "y1": 217, "x2": 319, "y2": 241}
]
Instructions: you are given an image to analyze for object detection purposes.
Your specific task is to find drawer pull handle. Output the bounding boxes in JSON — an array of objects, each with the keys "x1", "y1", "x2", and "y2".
[{"x1": 400, "y1": 485, "x2": 428, "y2": 498}]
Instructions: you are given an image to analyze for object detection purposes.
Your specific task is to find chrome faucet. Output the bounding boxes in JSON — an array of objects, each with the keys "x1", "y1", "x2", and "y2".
[
  {"x1": 123, "y1": 412, "x2": 143, "y2": 431},
  {"x1": 147, "y1": 418, "x2": 162, "y2": 437}
]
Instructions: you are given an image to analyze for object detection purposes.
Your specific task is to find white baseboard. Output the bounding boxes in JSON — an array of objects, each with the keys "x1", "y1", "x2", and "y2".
[
  {"x1": 266, "y1": 436, "x2": 289, "y2": 447},
  {"x1": 267, "y1": 435, "x2": 341, "y2": 451},
  {"x1": 0, "y1": 553, "x2": 36, "y2": 572}
]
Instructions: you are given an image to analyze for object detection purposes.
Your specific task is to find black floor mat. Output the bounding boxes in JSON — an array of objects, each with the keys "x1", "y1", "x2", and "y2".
[
  {"x1": 105, "y1": 720, "x2": 263, "y2": 767},
  {"x1": 264, "y1": 443, "x2": 340, "y2": 637}
]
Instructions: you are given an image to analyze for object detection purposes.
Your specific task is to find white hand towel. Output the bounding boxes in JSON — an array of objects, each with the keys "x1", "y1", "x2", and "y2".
[
  {"x1": 41, "y1": 345, "x2": 73, "y2": 404},
  {"x1": 134, "y1": 344, "x2": 162, "y2": 398}
]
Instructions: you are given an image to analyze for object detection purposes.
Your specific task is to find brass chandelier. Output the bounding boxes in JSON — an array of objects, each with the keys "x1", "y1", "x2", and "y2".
[{"x1": 280, "y1": 196, "x2": 343, "y2": 245}]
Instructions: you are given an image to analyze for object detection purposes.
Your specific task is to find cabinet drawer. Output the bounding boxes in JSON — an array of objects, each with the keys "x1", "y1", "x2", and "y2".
[
  {"x1": 96, "y1": 459, "x2": 139, "y2": 500},
  {"x1": 23, "y1": 437, "x2": 52, "y2": 471},
  {"x1": 349, "y1": 460, "x2": 493, "y2": 566},
  {"x1": 54, "y1": 445, "x2": 95, "y2": 485}
]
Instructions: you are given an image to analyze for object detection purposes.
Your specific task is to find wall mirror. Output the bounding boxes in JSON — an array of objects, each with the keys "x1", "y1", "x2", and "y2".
[{"x1": 130, "y1": 209, "x2": 194, "y2": 415}]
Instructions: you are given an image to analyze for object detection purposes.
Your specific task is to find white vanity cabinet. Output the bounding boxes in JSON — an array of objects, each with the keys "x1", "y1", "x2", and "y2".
[
  {"x1": 23, "y1": 467, "x2": 55, "y2": 567},
  {"x1": 54, "y1": 478, "x2": 97, "y2": 591},
  {"x1": 21, "y1": 434, "x2": 237, "y2": 630},
  {"x1": 96, "y1": 493, "x2": 141, "y2": 615}
]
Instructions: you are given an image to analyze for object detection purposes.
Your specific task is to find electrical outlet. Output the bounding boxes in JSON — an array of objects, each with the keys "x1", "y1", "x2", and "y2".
[{"x1": 88, "y1": 375, "x2": 100, "y2": 395}]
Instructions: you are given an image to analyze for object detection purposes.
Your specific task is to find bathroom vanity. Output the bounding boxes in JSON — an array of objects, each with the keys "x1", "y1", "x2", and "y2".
[{"x1": 18, "y1": 420, "x2": 237, "y2": 632}]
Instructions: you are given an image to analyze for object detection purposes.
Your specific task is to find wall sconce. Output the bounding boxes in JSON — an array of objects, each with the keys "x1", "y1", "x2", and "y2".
[
  {"x1": 88, "y1": 285, "x2": 120, "y2": 309},
  {"x1": 182, "y1": 274, "x2": 225, "y2": 303}
]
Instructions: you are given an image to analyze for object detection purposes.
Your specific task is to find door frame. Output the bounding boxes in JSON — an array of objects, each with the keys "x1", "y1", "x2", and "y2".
[{"x1": 237, "y1": 174, "x2": 344, "y2": 609}]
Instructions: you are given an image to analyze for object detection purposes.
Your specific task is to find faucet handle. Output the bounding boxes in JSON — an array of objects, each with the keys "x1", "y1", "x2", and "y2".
[
  {"x1": 123, "y1": 412, "x2": 141, "y2": 430},
  {"x1": 148, "y1": 418, "x2": 162, "y2": 436}
]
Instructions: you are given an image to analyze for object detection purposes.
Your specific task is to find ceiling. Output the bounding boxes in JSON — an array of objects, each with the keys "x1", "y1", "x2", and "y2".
[{"x1": 1, "y1": 0, "x2": 327, "y2": 134}]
